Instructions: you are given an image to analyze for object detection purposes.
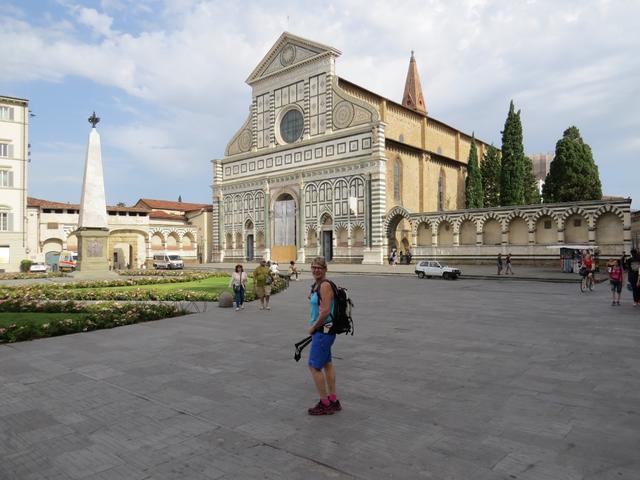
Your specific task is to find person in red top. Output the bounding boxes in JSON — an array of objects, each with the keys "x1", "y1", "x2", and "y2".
[{"x1": 581, "y1": 253, "x2": 594, "y2": 280}]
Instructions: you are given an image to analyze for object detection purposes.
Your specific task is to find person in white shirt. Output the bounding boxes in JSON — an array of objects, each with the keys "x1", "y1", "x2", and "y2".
[{"x1": 229, "y1": 264, "x2": 248, "y2": 311}]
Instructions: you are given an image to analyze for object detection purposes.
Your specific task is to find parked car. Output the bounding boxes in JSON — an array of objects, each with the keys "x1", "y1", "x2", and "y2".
[
  {"x1": 152, "y1": 254, "x2": 184, "y2": 270},
  {"x1": 415, "y1": 260, "x2": 462, "y2": 280},
  {"x1": 29, "y1": 263, "x2": 48, "y2": 273}
]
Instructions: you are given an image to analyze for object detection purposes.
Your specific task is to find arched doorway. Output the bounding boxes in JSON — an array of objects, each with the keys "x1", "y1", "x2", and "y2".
[
  {"x1": 320, "y1": 213, "x2": 333, "y2": 261},
  {"x1": 245, "y1": 219, "x2": 254, "y2": 261},
  {"x1": 272, "y1": 193, "x2": 297, "y2": 263},
  {"x1": 386, "y1": 211, "x2": 412, "y2": 255}
]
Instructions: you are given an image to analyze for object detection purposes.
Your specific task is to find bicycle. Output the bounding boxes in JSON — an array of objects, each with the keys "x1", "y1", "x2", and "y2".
[{"x1": 580, "y1": 272, "x2": 594, "y2": 292}]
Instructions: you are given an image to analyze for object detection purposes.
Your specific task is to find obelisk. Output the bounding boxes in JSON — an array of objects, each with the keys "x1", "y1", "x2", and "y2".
[{"x1": 75, "y1": 112, "x2": 110, "y2": 274}]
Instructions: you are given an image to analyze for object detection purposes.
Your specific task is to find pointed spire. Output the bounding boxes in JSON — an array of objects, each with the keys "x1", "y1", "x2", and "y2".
[{"x1": 402, "y1": 51, "x2": 427, "y2": 114}]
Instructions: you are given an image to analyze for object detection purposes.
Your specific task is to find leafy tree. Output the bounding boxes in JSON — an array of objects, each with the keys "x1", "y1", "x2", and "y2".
[
  {"x1": 116, "y1": 202, "x2": 126, "y2": 207},
  {"x1": 523, "y1": 156, "x2": 540, "y2": 204},
  {"x1": 464, "y1": 134, "x2": 484, "y2": 208},
  {"x1": 542, "y1": 126, "x2": 602, "y2": 202},
  {"x1": 481, "y1": 144, "x2": 501, "y2": 207},
  {"x1": 500, "y1": 100, "x2": 526, "y2": 205}
]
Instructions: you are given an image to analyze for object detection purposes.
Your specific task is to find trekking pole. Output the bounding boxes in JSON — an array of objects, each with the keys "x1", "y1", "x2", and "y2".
[{"x1": 294, "y1": 335, "x2": 312, "y2": 362}]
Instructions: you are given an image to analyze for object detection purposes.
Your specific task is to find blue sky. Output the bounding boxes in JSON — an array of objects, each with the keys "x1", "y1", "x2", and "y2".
[{"x1": 1, "y1": 0, "x2": 638, "y2": 206}]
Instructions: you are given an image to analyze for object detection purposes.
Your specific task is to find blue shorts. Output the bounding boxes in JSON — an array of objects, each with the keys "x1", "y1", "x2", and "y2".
[{"x1": 308, "y1": 332, "x2": 336, "y2": 369}]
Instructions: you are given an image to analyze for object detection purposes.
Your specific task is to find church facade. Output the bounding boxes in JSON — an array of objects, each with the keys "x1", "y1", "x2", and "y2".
[{"x1": 211, "y1": 32, "x2": 629, "y2": 265}]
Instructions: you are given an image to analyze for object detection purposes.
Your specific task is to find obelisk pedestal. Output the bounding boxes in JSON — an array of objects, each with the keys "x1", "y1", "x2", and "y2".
[{"x1": 74, "y1": 113, "x2": 114, "y2": 277}]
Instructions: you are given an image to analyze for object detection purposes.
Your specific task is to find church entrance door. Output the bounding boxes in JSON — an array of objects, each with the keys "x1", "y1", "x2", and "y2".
[
  {"x1": 272, "y1": 193, "x2": 297, "y2": 263},
  {"x1": 323, "y1": 231, "x2": 333, "y2": 261},
  {"x1": 246, "y1": 234, "x2": 254, "y2": 261}
]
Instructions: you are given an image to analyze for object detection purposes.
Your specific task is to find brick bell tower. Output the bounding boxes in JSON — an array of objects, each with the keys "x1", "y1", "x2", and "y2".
[{"x1": 401, "y1": 51, "x2": 427, "y2": 114}]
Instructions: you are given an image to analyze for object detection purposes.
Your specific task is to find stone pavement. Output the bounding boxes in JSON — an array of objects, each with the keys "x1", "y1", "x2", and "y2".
[
  {"x1": 195, "y1": 261, "x2": 587, "y2": 284},
  {"x1": 1, "y1": 275, "x2": 639, "y2": 479}
]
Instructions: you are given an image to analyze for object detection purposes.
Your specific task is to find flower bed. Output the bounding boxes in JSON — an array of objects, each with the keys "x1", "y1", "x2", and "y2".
[
  {"x1": 0, "y1": 300, "x2": 187, "y2": 343},
  {"x1": 0, "y1": 274, "x2": 284, "y2": 302},
  {"x1": 0, "y1": 272, "x2": 67, "y2": 280},
  {"x1": 118, "y1": 269, "x2": 213, "y2": 277}
]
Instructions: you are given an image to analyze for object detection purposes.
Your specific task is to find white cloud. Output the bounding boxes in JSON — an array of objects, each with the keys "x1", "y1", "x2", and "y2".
[{"x1": 3, "y1": 0, "x2": 640, "y2": 204}]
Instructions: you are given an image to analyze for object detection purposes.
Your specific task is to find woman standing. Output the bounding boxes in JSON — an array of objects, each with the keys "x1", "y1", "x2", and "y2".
[{"x1": 229, "y1": 264, "x2": 248, "y2": 311}]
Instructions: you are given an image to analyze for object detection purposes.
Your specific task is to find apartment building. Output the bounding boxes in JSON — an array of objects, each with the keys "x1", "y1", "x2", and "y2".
[{"x1": 0, "y1": 95, "x2": 29, "y2": 272}]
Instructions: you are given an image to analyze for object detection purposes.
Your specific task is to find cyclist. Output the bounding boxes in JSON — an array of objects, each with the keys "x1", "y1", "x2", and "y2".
[{"x1": 581, "y1": 253, "x2": 595, "y2": 286}]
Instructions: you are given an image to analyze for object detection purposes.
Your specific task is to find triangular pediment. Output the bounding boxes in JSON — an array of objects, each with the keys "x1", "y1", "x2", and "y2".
[{"x1": 247, "y1": 32, "x2": 341, "y2": 85}]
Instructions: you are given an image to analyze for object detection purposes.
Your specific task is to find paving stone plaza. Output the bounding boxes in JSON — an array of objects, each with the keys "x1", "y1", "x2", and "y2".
[{"x1": 1, "y1": 274, "x2": 639, "y2": 479}]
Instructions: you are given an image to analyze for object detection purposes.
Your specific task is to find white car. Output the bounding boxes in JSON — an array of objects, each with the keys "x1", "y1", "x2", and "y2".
[
  {"x1": 29, "y1": 263, "x2": 48, "y2": 273},
  {"x1": 415, "y1": 260, "x2": 462, "y2": 280}
]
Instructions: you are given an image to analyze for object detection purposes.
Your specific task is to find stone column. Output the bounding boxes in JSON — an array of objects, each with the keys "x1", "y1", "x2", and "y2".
[
  {"x1": 362, "y1": 122, "x2": 387, "y2": 265},
  {"x1": 297, "y1": 178, "x2": 306, "y2": 262},
  {"x1": 264, "y1": 183, "x2": 271, "y2": 260}
]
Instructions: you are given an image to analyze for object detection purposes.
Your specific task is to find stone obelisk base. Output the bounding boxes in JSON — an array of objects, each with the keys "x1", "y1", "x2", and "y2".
[{"x1": 73, "y1": 229, "x2": 118, "y2": 279}]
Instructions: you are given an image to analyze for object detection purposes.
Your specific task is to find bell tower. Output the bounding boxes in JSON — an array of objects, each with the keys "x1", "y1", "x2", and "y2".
[{"x1": 402, "y1": 51, "x2": 427, "y2": 114}]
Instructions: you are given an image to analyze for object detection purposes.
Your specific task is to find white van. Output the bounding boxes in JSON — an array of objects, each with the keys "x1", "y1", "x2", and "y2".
[
  {"x1": 152, "y1": 254, "x2": 184, "y2": 270},
  {"x1": 57, "y1": 251, "x2": 78, "y2": 271}
]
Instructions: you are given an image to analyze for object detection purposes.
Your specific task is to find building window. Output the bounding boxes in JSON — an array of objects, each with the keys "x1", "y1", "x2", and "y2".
[
  {"x1": 544, "y1": 220, "x2": 552, "y2": 229},
  {"x1": 573, "y1": 219, "x2": 582, "y2": 227},
  {"x1": 0, "y1": 169, "x2": 13, "y2": 187},
  {"x1": 438, "y1": 171, "x2": 445, "y2": 211},
  {"x1": 0, "y1": 143, "x2": 12, "y2": 158},
  {"x1": 0, "y1": 106, "x2": 14, "y2": 121},
  {"x1": 393, "y1": 159, "x2": 401, "y2": 201},
  {"x1": 0, "y1": 211, "x2": 11, "y2": 231},
  {"x1": 280, "y1": 109, "x2": 304, "y2": 143}
]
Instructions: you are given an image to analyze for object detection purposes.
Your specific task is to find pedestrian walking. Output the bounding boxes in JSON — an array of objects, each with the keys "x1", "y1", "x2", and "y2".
[
  {"x1": 505, "y1": 253, "x2": 514, "y2": 275},
  {"x1": 607, "y1": 259, "x2": 623, "y2": 306},
  {"x1": 229, "y1": 264, "x2": 248, "y2": 311},
  {"x1": 306, "y1": 256, "x2": 341, "y2": 416},
  {"x1": 497, "y1": 253, "x2": 503, "y2": 275},
  {"x1": 625, "y1": 249, "x2": 640, "y2": 306},
  {"x1": 253, "y1": 260, "x2": 273, "y2": 310}
]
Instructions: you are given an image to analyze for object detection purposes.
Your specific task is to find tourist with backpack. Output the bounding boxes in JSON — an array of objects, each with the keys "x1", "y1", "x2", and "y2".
[{"x1": 306, "y1": 256, "x2": 341, "y2": 415}]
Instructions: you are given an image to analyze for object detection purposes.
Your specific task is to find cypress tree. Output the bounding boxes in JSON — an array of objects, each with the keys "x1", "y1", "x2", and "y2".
[
  {"x1": 464, "y1": 134, "x2": 484, "y2": 208},
  {"x1": 500, "y1": 100, "x2": 526, "y2": 205},
  {"x1": 523, "y1": 156, "x2": 540, "y2": 204},
  {"x1": 481, "y1": 144, "x2": 501, "y2": 207},
  {"x1": 542, "y1": 126, "x2": 602, "y2": 202}
]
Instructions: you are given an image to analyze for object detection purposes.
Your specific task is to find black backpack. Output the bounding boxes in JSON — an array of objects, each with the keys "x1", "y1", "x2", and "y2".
[{"x1": 316, "y1": 280, "x2": 354, "y2": 335}]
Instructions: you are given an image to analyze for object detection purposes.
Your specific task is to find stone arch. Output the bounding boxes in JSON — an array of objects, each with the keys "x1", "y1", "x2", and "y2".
[
  {"x1": 225, "y1": 232, "x2": 233, "y2": 249},
  {"x1": 482, "y1": 217, "x2": 502, "y2": 246},
  {"x1": 384, "y1": 206, "x2": 413, "y2": 251},
  {"x1": 437, "y1": 219, "x2": 454, "y2": 246},
  {"x1": 595, "y1": 212, "x2": 624, "y2": 245},
  {"x1": 150, "y1": 232, "x2": 164, "y2": 249},
  {"x1": 306, "y1": 225, "x2": 318, "y2": 248},
  {"x1": 235, "y1": 231, "x2": 243, "y2": 249},
  {"x1": 564, "y1": 212, "x2": 589, "y2": 244},
  {"x1": 535, "y1": 214, "x2": 558, "y2": 245},
  {"x1": 336, "y1": 224, "x2": 348, "y2": 247},
  {"x1": 458, "y1": 218, "x2": 477, "y2": 246},
  {"x1": 166, "y1": 232, "x2": 180, "y2": 250},
  {"x1": 256, "y1": 231, "x2": 265, "y2": 249},
  {"x1": 416, "y1": 220, "x2": 432, "y2": 246},
  {"x1": 182, "y1": 231, "x2": 195, "y2": 249},
  {"x1": 352, "y1": 224, "x2": 365, "y2": 247},
  {"x1": 42, "y1": 238, "x2": 63, "y2": 256},
  {"x1": 507, "y1": 213, "x2": 529, "y2": 245}
]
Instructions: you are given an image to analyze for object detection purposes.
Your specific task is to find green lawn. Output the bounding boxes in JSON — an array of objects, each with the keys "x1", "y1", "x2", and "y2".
[
  {"x1": 0, "y1": 312, "x2": 89, "y2": 327},
  {"x1": 69, "y1": 276, "x2": 253, "y2": 294}
]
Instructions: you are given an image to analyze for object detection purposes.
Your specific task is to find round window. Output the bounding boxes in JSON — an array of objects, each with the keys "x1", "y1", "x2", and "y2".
[{"x1": 280, "y1": 109, "x2": 304, "y2": 144}]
